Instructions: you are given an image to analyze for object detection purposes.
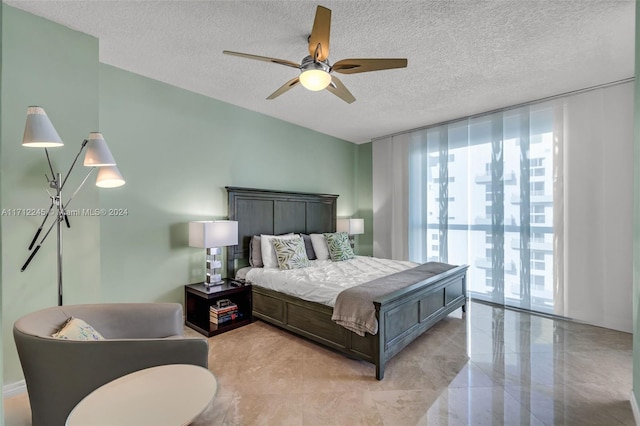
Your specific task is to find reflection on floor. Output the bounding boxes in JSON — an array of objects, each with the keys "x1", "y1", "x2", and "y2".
[{"x1": 4, "y1": 301, "x2": 634, "y2": 425}]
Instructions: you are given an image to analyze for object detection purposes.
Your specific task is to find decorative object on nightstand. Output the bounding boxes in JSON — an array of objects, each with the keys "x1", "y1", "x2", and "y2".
[
  {"x1": 184, "y1": 280, "x2": 252, "y2": 337},
  {"x1": 189, "y1": 220, "x2": 238, "y2": 287},
  {"x1": 337, "y1": 218, "x2": 364, "y2": 249},
  {"x1": 20, "y1": 107, "x2": 125, "y2": 306}
]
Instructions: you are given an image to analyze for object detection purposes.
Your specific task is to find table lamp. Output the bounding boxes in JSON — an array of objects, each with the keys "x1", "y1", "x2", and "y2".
[
  {"x1": 337, "y1": 218, "x2": 364, "y2": 249},
  {"x1": 189, "y1": 220, "x2": 238, "y2": 287}
]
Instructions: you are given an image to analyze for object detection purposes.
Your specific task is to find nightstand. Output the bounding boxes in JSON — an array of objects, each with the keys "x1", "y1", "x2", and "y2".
[{"x1": 184, "y1": 279, "x2": 252, "y2": 337}]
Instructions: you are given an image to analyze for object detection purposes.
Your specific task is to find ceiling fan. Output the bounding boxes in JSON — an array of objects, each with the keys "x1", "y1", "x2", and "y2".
[{"x1": 223, "y1": 5, "x2": 408, "y2": 104}]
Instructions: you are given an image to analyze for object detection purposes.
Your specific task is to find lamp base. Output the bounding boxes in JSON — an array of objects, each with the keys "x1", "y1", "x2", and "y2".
[
  {"x1": 348, "y1": 236, "x2": 355, "y2": 249},
  {"x1": 204, "y1": 280, "x2": 225, "y2": 288},
  {"x1": 204, "y1": 247, "x2": 225, "y2": 287}
]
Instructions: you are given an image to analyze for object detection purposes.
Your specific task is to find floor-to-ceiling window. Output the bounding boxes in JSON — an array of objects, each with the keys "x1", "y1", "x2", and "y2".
[
  {"x1": 407, "y1": 103, "x2": 557, "y2": 314},
  {"x1": 373, "y1": 81, "x2": 632, "y2": 328}
]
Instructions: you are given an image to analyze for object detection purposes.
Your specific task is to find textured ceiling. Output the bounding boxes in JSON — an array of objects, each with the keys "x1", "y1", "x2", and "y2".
[{"x1": 5, "y1": 0, "x2": 635, "y2": 144}]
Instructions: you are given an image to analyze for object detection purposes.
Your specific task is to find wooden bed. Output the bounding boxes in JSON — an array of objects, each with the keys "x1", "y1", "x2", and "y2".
[{"x1": 226, "y1": 186, "x2": 468, "y2": 380}]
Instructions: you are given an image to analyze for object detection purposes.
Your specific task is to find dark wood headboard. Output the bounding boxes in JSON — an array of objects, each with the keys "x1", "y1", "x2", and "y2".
[{"x1": 226, "y1": 187, "x2": 338, "y2": 276}]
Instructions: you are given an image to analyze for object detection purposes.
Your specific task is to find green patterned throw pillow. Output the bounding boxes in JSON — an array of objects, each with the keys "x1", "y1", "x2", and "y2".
[
  {"x1": 272, "y1": 236, "x2": 311, "y2": 270},
  {"x1": 324, "y1": 232, "x2": 355, "y2": 261}
]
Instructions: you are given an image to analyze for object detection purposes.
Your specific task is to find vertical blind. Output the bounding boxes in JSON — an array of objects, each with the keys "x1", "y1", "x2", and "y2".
[
  {"x1": 406, "y1": 104, "x2": 560, "y2": 314},
  {"x1": 372, "y1": 81, "x2": 633, "y2": 329}
]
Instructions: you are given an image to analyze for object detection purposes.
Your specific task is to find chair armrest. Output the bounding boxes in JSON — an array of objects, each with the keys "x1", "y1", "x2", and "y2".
[{"x1": 58, "y1": 303, "x2": 185, "y2": 338}]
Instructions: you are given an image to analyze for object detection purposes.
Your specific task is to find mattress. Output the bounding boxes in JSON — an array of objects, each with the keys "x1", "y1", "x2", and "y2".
[{"x1": 244, "y1": 256, "x2": 418, "y2": 307}]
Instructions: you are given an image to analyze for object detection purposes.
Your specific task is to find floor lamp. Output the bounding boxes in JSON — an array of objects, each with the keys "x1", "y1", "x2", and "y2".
[{"x1": 20, "y1": 106, "x2": 126, "y2": 306}]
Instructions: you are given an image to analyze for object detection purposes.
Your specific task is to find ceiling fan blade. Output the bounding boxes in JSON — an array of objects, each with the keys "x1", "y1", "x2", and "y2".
[
  {"x1": 325, "y1": 76, "x2": 355, "y2": 104},
  {"x1": 332, "y1": 58, "x2": 408, "y2": 74},
  {"x1": 308, "y1": 6, "x2": 331, "y2": 61},
  {"x1": 223, "y1": 50, "x2": 300, "y2": 69},
  {"x1": 266, "y1": 77, "x2": 300, "y2": 100}
]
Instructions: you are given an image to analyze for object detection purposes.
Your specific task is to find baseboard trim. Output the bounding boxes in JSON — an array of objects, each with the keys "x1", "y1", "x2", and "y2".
[
  {"x1": 3, "y1": 380, "x2": 26, "y2": 399},
  {"x1": 631, "y1": 390, "x2": 640, "y2": 425}
]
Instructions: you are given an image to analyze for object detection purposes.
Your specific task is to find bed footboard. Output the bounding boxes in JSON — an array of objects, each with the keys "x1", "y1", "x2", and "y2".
[
  {"x1": 374, "y1": 264, "x2": 468, "y2": 379},
  {"x1": 252, "y1": 286, "x2": 378, "y2": 364},
  {"x1": 251, "y1": 264, "x2": 468, "y2": 380}
]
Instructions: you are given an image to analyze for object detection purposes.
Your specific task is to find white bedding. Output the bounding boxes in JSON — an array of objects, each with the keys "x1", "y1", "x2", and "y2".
[{"x1": 245, "y1": 256, "x2": 418, "y2": 307}]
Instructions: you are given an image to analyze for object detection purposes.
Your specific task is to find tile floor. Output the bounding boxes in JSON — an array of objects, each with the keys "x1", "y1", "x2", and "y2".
[{"x1": 4, "y1": 301, "x2": 635, "y2": 425}]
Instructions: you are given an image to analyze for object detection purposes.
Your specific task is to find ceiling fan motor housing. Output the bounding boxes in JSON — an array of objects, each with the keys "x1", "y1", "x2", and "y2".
[{"x1": 300, "y1": 56, "x2": 331, "y2": 73}]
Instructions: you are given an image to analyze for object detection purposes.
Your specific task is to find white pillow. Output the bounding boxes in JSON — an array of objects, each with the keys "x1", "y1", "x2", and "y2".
[
  {"x1": 260, "y1": 233, "x2": 296, "y2": 268},
  {"x1": 310, "y1": 234, "x2": 330, "y2": 260}
]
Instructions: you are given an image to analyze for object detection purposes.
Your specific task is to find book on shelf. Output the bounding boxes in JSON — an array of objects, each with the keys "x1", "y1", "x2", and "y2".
[
  {"x1": 210, "y1": 299, "x2": 237, "y2": 313},
  {"x1": 211, "y1": 311, "x2": 242, "y2": 324},
  {"x1": 210, "y1": 308, "x2": 238, "y2": 318},
  {"x1": 210, "y1": 304, "x2": 237, "y2": 315},
  {"x1": 210, "y1": 310, "x2": 238, "y2": 322}
]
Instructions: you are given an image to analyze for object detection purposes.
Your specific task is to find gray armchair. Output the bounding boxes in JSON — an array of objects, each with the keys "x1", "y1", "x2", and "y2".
[{"x1": 13, "y1": 303, "x2": 209, "y2": 426}]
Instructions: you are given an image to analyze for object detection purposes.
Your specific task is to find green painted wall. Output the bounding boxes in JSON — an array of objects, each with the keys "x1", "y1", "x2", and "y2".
[
  {"x1": 1, "y1": 6, "x2": 100, "y2": 385},
  {"x1": 97, "y1": 64, "x2": 358, "y2": 302},
  {"x1": 633, "y1": 0, "x2": 640, "y2": 415},
  {"x1": 0, "y1": 7, "x2": 370, "y2": 394},
  {"x1": 355, "y1": 143, "x2": 373, "y2": 256}
]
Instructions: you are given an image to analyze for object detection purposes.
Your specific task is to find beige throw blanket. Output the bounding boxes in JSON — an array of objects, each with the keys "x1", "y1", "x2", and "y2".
[{"x1": 331, "y1": 262, "x2": 456, "y2": 336}]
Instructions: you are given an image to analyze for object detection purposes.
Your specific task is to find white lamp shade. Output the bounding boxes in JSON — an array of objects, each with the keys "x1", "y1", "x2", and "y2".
[
  {"x1": 337, "y1": 218, "x2": 365, "y2": 235},
  {"x1": 299, "y1": 69, "x2": 332, "y2": 91},
  {"x1": 22, "y1": 106, "x2": 64, "y2": 148},
  {"x1": 84, "y1": 132, "x2": 116, "y2": 166},
  {"x1": 189, "y1": 220, "x2": 239, "y2": 248},
  {"x1": 95, "y1": 165, "x2": 125, "y2": 188}
]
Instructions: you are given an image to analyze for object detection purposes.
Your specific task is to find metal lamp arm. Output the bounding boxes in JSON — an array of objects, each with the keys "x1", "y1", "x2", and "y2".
[
  {"x1": 21, "y1": 213, "x2": 60, "y2": 272},
  {"x1": 44, "y1": 148, "x2": 56, "y2": 182},
  {"x1": 31, "y1": 140, "x2": 86, "y2": 235},
  {"x1": 63, "y1": 167, "x2": 96, "y2": 211},
  {"x1": 58, "y1": 139, "x2": 88, "y2": 228},
  {"x1": 60, "y1": 139, "x2": 88, "y2": 192},
  {"x1": 24, "y1": 145, "x2": 61, "y2": 251},
  {"x1": 20, "y1": 167, "x2": 96, "y2": 273},
  {"x1": 27, "y1": 199, "x2": 54, "y2": 250}
]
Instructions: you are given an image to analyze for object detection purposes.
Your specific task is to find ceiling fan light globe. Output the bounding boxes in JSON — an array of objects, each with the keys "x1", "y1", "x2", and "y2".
[{"x1": 299, "y1": 69, "x2": 332, "y2": 91}]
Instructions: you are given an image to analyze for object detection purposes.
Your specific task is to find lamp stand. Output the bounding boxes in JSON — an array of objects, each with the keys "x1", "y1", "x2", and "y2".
[
  {"x1": 21, "y1": 143, "x2": 96, "y2": 306},
  {"x1": 55, "y1": 172, "x2": 63, "y2": 306}
]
